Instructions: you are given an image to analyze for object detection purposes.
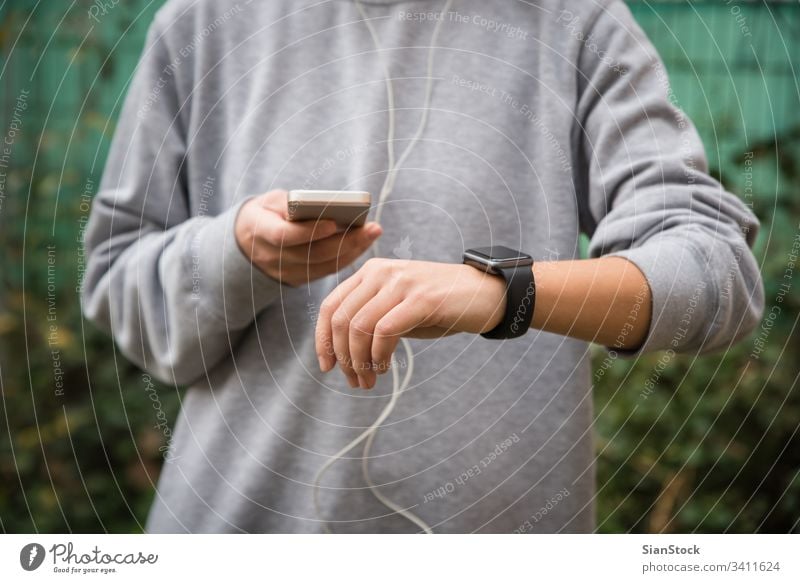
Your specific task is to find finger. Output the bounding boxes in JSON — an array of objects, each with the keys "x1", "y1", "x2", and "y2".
[
  {"x1": 331, "y1": 280, "x2": 381, "y2": 389},
  {"x1": 348, "y1": 288, "x2": 402, "y2": 389},
  {"x1": 316, "y1": 274, "x2": 363, "y2": 373},
  {"x1": 246, "y1": 197, "x2": 338, "y2": 248},
  {"x1": 372, "y1": 300, "x2": 435, "y2": 373},
  {"x1": 257, "y1": 189, "x2": 290, "y2": 215},
  {"x1": 294, "y1": 236, "x2": 381, "y2": 282},
  {"x1": 281, "y1": 222, "x2": 381, "y2": 265},
  {"x1": 266, "y1": 216, "x2": 339, "y2": 247}
]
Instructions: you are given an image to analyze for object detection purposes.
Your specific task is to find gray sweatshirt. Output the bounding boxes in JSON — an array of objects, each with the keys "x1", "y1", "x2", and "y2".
[{"x1": 81, "y1": 0, "x2": 764, "y2": 533}]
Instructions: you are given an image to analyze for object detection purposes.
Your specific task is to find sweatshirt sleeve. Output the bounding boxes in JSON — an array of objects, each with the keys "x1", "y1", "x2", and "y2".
[
  {"x1": 80, "y1": 14, "x2": 282, "y2": 385},
  {"x1": 574, "y1": 0, "x2": 764, "y2": 356}
]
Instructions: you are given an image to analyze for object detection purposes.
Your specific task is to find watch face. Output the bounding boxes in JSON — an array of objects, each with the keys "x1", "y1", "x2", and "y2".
[
  {"x1": 463, "y1": 245, "x2": 533, "y2": 271},
  {"x1": 468, "y1": 246, "x2": 530, "y2": 262}
]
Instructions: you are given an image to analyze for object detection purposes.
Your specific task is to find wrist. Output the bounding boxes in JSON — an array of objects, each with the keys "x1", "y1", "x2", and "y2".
[
  {"x1": 234, "y1": 196, "x2": 258, "y2": 263},
  {"x1": 461, "y1": 246, "x2": 535, "y2": 338},
  {"x1": 458, "y1": 264, "x2": 506, "y2": 334},
  {"x1": 192, "y1": 200, "x2": 283, "y2": 326}
]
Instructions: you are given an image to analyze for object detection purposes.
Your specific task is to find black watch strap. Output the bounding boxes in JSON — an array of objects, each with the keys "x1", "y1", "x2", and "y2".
[{"x1": 481, "y1": 265, "x2": 536, "y2": 339}]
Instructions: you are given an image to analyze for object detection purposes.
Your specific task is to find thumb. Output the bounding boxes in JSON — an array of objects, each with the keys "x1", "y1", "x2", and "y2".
[{"x1": 257, "y1": 189, "x2": 290, "y2": 216}]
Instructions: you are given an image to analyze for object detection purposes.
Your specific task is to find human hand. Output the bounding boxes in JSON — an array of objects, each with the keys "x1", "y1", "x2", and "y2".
[
  {"x1": 234, "y1": 189, "x2": 382, "y2": 286},
  {"x1": 315, "y1": 258, "x2": 507, "y2": 389}
]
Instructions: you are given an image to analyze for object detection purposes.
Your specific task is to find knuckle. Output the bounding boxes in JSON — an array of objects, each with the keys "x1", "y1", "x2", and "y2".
[
  {"x1": 404, "y1": 288, "x2": 423, "y2": 303},
  {"x1": 330, "y1": 311, "x2": 350, "y2": 331},
  {"x1": 263, "y1": 189, "x2": 287, "y2": 208},
  {"x1": 407, "y1": 289, "x2": 432, "y2": 309},
  {"x1": 319, "y1": 297, "x2": 337, "y2": 317},
  {"x1": 364, "y1": 257, "x2": 387, "y2": 271},
  {"x1": 262, "y1": 229, "x2": 282, "y2": 247},
  {"x1": 374, "y1": 319, "x2": 394, "y2": 337},
  {"x1": 388, "y1": 273, "x2": 408, "y2": 291},
  {"x1": 350, "y1": 317, "x2": 373, "y2": 336}
]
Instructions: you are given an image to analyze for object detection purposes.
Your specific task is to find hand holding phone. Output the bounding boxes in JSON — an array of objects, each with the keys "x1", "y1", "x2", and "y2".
[{"x1": 234, "y1": 190, "x2": 381, "y2": 286}]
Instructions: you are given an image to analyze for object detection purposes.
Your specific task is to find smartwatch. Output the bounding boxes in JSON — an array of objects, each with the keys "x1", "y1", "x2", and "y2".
[{"x1": 463, "y1": 245, "x2": 535, "y2": 339}]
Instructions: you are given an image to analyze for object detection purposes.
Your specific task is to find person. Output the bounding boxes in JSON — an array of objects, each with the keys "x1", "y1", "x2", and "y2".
[{"x1": 81, "y1": 0, "x2": 764, "y2": 533}]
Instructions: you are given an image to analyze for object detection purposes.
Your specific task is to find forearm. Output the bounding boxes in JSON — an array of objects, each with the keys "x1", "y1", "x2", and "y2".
[
  {"x1": 530, "y1": 257, "x2": 652, "y2": 350},
  {"x1": 314, "y1": 256, "x2": 653, "y2": 389},
  {"x1": 82, "y1": 200, "x2": 281, "y2": 385}
]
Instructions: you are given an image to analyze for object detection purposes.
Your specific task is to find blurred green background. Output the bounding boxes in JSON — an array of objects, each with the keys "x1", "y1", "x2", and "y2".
[{"x1": 0, "y1": 0, "x2": 798, "y2": 533}]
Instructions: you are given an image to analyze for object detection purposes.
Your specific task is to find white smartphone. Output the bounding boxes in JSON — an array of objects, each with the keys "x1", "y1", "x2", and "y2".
[{"x1": 286, "y1": 190, "x2": 371, "y2": 228}]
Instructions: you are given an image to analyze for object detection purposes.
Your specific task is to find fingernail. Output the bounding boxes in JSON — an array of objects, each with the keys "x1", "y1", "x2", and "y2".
[
  {"x1": 367, "y1": 226, "x2": 381, "y2": 240},
  {"x1": 317, "y1": 356, "x2": 325, "y2": 371}
]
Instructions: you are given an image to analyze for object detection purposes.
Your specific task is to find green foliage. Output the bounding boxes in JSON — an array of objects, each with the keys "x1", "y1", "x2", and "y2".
[
  {"x1": 0, "y1": 0, "x2": 177, "y2": 533},
  {"x1": 593, "y1": 1, "x2": 800, "y2": 533},
  {"x1": 0, "y1": 0, "x2": 798, "y2": 533}
]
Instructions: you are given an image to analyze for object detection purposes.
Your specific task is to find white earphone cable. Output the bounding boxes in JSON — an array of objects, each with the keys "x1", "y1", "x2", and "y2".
[{"x1": 312, "y1": 0, "x2": 453, "y2": 534}]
